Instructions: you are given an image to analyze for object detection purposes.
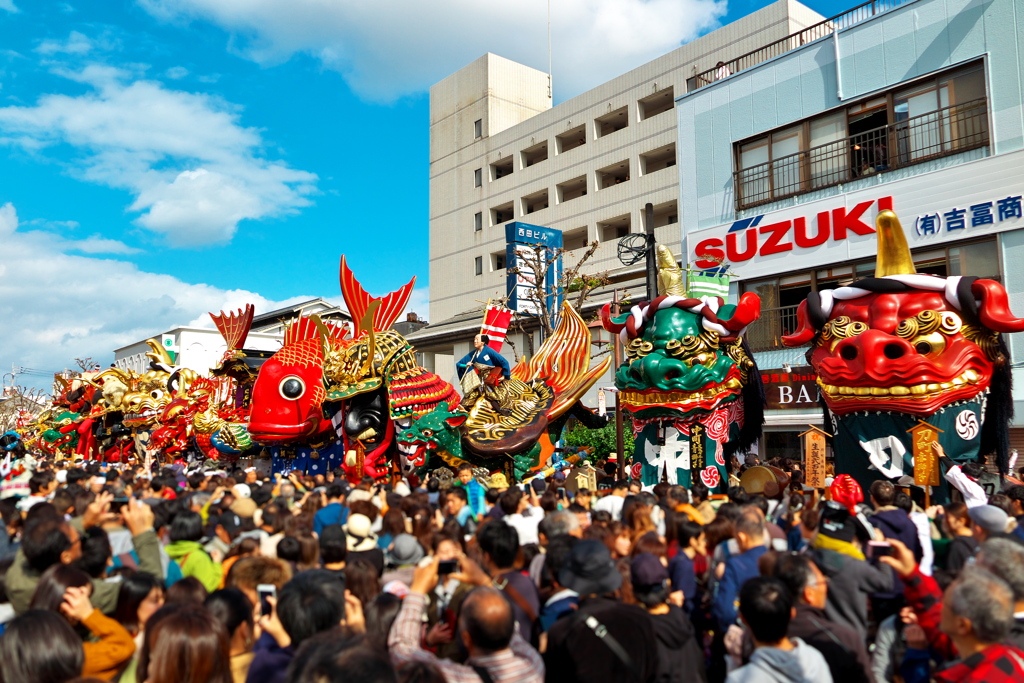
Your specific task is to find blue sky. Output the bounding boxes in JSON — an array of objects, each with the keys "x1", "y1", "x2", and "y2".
[{"x1": 0, "y1": 0, "x2": 850, "y2": 387}]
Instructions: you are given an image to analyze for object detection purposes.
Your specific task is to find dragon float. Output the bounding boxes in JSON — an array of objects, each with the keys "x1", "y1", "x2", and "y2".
[
  {"x1": 600, "y1": 245, "x2": 764, "y2": 492},
  {"x1": 783, "y1": 210, "x2": 1024, "y2": 496},
  {"x1": 396, "y1": 303, "x2": 611, "y2": 479}
]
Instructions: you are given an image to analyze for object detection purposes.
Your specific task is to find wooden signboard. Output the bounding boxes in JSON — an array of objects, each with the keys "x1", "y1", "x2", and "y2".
[
  {"x1": 908, "y1": 420, "x2": 943, "y2": 487},
  {"x1": 800, "y1": 426, "x2": 829, "y2": 489}
]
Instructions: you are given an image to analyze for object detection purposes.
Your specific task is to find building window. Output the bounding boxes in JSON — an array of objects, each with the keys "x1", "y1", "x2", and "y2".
[
  {"x1": 556, "y1": 175, "x2": 587, "y2": 203},
  {"x1": 490, "y1": 156, "x2": 513, "y2": 180},
  {"x1": 521, "y1": 141, "x2": 548, "y2": 167},
  {"x1": 474, "y1": 256, "x2": 483, "y2": 276},
  {"x1": 556, "y1": 125, "x2": 587, "y2": 153},
  {"x1": 638, "y1": 87, "x2": 675, "y2": 120},
  {"x1": 598, "y1": 214, "x2": 630, "y2": 241},
  {"x1": 491, "y1": 202, "x2": 514, "y2": 225},
  {"x1": 597, "y1": 160, "x2": 630, "y2": 189},
  {"x1": 734, "y1": 62, "x2": 988, "y2": 210},
  {"x1": 651, "y1": 200, "x2": 678, "y2": 228},
  {"x1": 640, "y1": 144, "x2": 676, "y2": 174},
  {"x1": 474, "y1": 119, "x2": 482, "y2": 138},
  {"x1": 563, "y1": 227, "x2": 589, "y2": 251},
  {"x1": 522, "y1": 189, "x2": 549, "y2": 215},
  {"x1": 474, "y1": 212, "x2": 482, "y2": 232},
  {"x1": 596, "y1": 106, "x2": 628, "y2": 137},
  {"x1": 492, "y1": 251, "x2": 506, "y2": 271},
  {"x1": 474, "y1": 168, "x2": 482, "y2": 188}
]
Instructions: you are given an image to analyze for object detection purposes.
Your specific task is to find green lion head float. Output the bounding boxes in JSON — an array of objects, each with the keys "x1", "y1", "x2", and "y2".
[{"x1": 600, "y1": 246, "x2": 765, "y2": 491}]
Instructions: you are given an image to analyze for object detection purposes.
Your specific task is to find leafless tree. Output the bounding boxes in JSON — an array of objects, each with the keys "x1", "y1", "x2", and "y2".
[
  {"x1": 0, "y1": 386, "x2": 49, "y2": 433},
  {"x1": 74, "y1": 358, "x2": 101, "y2": 374},
  {"x1": 505, "y1": 240, "x2": 609, "y2": 358}
]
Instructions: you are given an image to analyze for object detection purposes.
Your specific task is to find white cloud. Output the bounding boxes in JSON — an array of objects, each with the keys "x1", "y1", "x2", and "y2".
[
  {"x1": 139, "y1": 0, "x2": 727, "y2": 102},
  {"x1": 406, "y1": 287, "x2": 430, "y2": 321},
  {"x1": 0, "y1": 0, "x2": 17, "y2": 13},
  {"x1": 0, "y1": 65, "x2": 317, "y2": 246},
  {"x1": 36, "y1": 31, "x2": 95, "y2": 55},
  {"x1": 0, "y1": 202, "x2": 304, "y2": 388},
  {"x1": 165, "y1": 66, "x2": 189, "y2": 79}
]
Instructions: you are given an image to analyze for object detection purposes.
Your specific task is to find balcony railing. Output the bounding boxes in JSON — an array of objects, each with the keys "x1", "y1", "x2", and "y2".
[
  {"x1": 734, "y1": 98, "x2": 989, "y2": 210},
  {"x1": 746, "y1": 304, "x2": 805, "y2": 353},
  {"x1": 689, "y1": 0, "x2": 912, "y2": 90}
]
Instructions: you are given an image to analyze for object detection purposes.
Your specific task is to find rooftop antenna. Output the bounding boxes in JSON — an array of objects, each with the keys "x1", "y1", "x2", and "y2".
[{"x1": 547, "y1": 0, "x2": 552, "y2": 100}]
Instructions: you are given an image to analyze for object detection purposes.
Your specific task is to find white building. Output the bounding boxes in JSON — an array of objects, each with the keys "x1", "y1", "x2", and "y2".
[
  {"x1": 417, "y1": 0, "x2": 825, "y2": 400},
  {"x1": 113, "y1": 299, "x2": 350, "y2": 377}
]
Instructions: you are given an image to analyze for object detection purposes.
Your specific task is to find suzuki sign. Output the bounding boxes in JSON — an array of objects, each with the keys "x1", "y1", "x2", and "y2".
[{"x1": 687, "y1": 150, "x2": 1024, "y2": 281}]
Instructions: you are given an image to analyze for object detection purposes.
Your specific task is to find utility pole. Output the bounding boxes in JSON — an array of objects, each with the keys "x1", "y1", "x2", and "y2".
[
  {"x1": 612, "y1": 289, "x2": 625, "y2": 480},
  {"x1": 644, "y1": 202, "x2": 657, "y2": 301}
]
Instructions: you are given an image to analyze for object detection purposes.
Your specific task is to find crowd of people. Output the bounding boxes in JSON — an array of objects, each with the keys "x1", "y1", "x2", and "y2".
[{"x1": 1, "y1": 454, "x2": 1024, "y2": 683}]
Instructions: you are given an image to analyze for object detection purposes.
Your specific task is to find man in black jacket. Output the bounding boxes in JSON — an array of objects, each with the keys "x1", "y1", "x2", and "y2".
[
  {"x1": 773, "y1": 553, "x2": 875, "y2": 683},
  {"x1": 631, "y1": 553, "x2": 706, "y2": 683},
  {"x1": 544, "y1": 540, "x2": 657, "y2": 683}
]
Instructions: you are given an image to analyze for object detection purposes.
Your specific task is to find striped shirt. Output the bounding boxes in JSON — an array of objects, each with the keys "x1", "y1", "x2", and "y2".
[{"x1": 389, "y1": 592, "x2": 544, "y2": 683}]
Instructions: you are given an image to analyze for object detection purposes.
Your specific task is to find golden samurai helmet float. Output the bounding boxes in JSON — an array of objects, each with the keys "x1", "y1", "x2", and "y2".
[{"x1": 783, "y1": 211, "x2": 1024, "y2": 497}]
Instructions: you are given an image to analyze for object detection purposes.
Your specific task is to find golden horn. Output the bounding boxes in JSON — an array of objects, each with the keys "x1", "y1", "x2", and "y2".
[
  {"x1": 875, "y1": 210, "x2": 916, "y2": 277},
  {"x1": 144, "y1": 339, "x2": 174, "y2": 367},
  {"x1": 656, "y1": 244, "x2": 686, "y2": 297},
  {"x1": 360, "y1": 301, "x2": 381, "y2": 378}
]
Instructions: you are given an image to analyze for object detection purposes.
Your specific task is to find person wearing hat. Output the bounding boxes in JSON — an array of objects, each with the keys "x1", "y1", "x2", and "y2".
[
  {"x1": 544, "y1": 540, "x2": 658, "y2": 683},
  {"x1": 968, "y1": 504, "x2": 1010, "y2": 543},
  {"x1": 632, "y1": 552, "x2": 706, "y2": 683},
  {"x1": 382, "y1": 534, "x2": 426, "y2": 588},
  {"x1": 344, "y1": 513, "x2": 384, "y2": 576},
  {"x1": 809, "y1": 500, "x2": 894, "y2": 642}
]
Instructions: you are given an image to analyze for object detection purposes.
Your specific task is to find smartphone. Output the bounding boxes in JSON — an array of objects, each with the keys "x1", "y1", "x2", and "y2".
[
  {"x1": 867, "y1": 541, "x2": 893, "y2": 559},
  {"x1": 438, "y1": 559, "x2": 459, "y2": 576},
  {"x1": 257, "y1": 584, "x2": 276, "y2": 617},
  {"x1": 111, "y1": 498, "x2": 130, "y2": 512}
]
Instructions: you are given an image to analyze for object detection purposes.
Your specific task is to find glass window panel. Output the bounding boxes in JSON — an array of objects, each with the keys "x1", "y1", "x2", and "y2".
[
  {"x1": 771, "y1": 127, "x2": 802, "y2": 197},
  {"x1": 809, "y1": 112, "x2": 846, "y2": 188},
  {"x1": 949, "y1": 240, "x2": 999, "y2": 280},
  {"x1": 739, "y1": 138, "x2": 770, "y2": 205}
]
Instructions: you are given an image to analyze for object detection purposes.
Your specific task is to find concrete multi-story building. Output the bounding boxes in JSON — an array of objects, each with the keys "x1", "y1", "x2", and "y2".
[
  {"x1": 677, "y1": 0, "x2": 1024, "y2": 457},
  {"x1": 414, "y1": 0, "x2": 826, "y2": 394}
]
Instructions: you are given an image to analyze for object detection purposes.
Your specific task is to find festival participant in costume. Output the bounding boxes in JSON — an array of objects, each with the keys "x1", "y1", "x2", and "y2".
[{"x1": 456, "y1": 334, "x2": 511, "y2": 412}]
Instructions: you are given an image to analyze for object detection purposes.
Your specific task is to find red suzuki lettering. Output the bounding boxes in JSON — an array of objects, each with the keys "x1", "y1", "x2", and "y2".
[
  {"x1": 694, "y1": 238, "x2": 725, "y2": 269},
  {"x1": 794, "y1": 212, "x2": 831, "y2": 248},
  {"x1": 726, "y1": 228, "x2": 758, "y2": 261},
  {"x1": 758, "y1": 221, "x2": 793, "y2": 256},
  {"x1": 832, "y1": 200, "x2": 876, "y2": 239}
]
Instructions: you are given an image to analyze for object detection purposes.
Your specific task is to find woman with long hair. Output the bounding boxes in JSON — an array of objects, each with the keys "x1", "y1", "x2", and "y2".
[
  {"x1": 0, "y1": 609, "x2": 84, "y2": 683},
  {"x1": 205, "y1": 588, "x2": 256, "y2": 683},
  {"x1": 29, "y1": 564, "x2": 135, "y2": 680},
  {"x1": 111, "y1": 573, "x2": 165, "y2": 683},
  {"x1": 137, "y1": 604, "x2": 232, "y2": 683}
]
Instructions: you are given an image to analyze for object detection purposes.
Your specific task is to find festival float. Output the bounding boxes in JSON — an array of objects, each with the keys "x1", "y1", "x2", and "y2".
[
  {"x1": 600, "y1": 244, "x2": 764, "y2": 493},
  {"x1": 783, "y1": 210, "x2": 1024, "y2": 497}
]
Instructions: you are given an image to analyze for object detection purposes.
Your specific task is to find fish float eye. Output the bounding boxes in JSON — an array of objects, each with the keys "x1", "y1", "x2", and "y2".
[{"x1": 279, "y1": 377, "x2": 305, "y2": 399}]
